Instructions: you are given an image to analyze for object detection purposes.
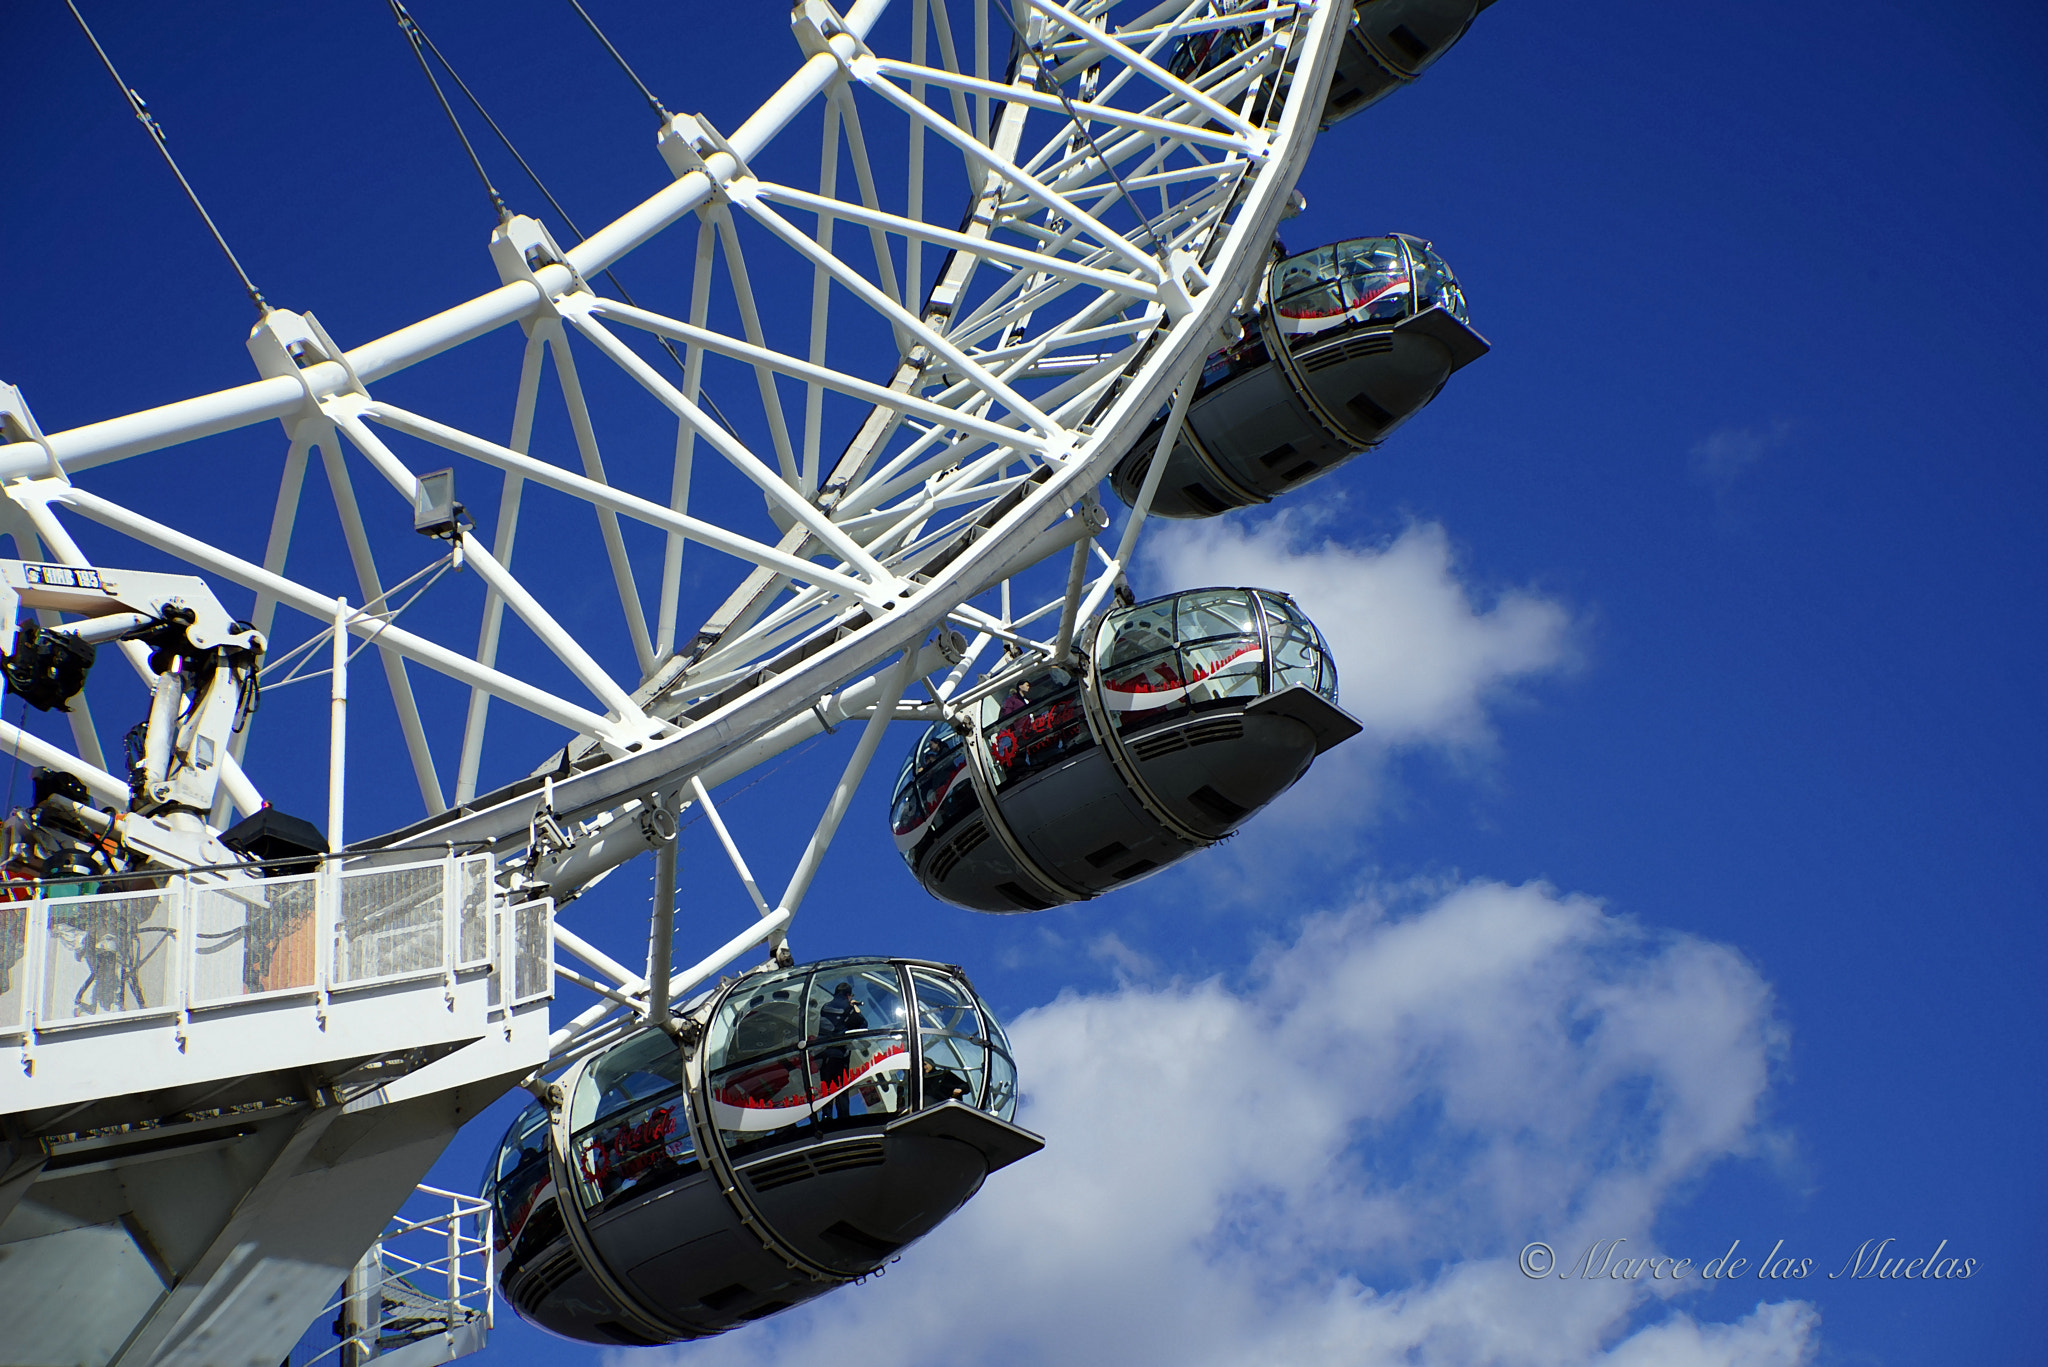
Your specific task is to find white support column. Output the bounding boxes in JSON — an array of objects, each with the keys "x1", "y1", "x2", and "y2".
[
  {"x1": 552, "y1": 922, "x2": 644, "y2": 993},
  {"x1": 734, "y1": 190, "x2": 1063, "y2": 438},
  {"x1": 655, "y1": 217, "x2": 718, "y2": 660},
  {"x1": 563, "y1": 311, "x2": 896, "y2": 583},
  {"x1": 775, "y1": 648, "x2": 919, "y2": 923},
  {"x1": 647, "y1": 835, "x2": 677, "y2": 1025},
  {"x1": 329, "y1": 597, "x2": 347, "y2": 854},
  {"x1": 1052, "y1": 527, "x2": 1093, "y2": 662},
  {"x1": 804, "y1": 95, "x2": 841, "y2": 494},
  {"x1": 316, "y1": 440, "x2": 449, "y2": 814},
  {"x1": 540, "y1": 317, "x2": 656, "y2": 675},
  {"x1": 364, "y1": 401, "x2": 877, "y2": 601},
  {"x1": 332, "y1": 408, "x2": 650, "y2": 730},
  {"x1": 705, "y1": 204, "x2": 804, "y2": 487},
  {"x1": 857, "y1": 71, "x2": 1169, "y2": 286},
  {"x1": 1115, "y1": 374, "x2": 1196, "y2": 565},
  {"x1": 455, "y1": 330, "x2": 544, "y2": 805},
  {"x1": 689, "y1": 774, "x2": 770, "y2": 915},
  {"x1": 48, "y1": 483, "x2": 621, "y2": 741}
]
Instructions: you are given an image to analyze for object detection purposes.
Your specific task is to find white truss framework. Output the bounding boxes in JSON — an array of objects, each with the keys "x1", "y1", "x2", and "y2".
[{"x1": 0, "y1": 0, "x2": 1350, "y2": 1069}]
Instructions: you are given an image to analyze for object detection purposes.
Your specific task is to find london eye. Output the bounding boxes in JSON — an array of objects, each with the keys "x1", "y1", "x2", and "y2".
[{"x1": 0, "y1": 1, "x2": 1499, "y2": 1361}]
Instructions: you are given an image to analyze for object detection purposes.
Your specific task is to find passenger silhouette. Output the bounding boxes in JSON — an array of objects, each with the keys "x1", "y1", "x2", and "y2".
[
  {"x1": 921, "y1": 1055, "x2": 971, "y2": 1107},
  {"x1": 816, "y1": 981, "x2": 867, "y2": 1120}
]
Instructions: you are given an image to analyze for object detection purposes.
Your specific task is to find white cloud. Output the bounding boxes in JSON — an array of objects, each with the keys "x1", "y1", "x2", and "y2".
[
  {"x1": 634, "y1": 881, "x2": 1814, "y2": 1367},
  {"x1": 1142, "y1": 515, "x2": 1571, "y2": 751},
  {"x1": 1689, "y1": 423, "x2": 1791, "y2": 492}
]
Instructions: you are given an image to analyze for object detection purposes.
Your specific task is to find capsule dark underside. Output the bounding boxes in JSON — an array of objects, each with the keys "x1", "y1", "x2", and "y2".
[
  {"x1": 1324, "y1": 0, "x2": 1496, "y2": 127},
  {"x1": 515, "y1": 1126, "x2": 993, "y2": 1343},
  {"x1": 923, "y1": 694, "x2": 1338, "y2": 912}
]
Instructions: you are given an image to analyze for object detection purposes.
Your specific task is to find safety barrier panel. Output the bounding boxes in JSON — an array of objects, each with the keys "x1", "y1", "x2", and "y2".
[
  {"x1": 0, "y1": 854, "x2": 531, "y2": 1038},
  {"x1": 0, "y1": 853, "x2": 554, "y2": 1117}
]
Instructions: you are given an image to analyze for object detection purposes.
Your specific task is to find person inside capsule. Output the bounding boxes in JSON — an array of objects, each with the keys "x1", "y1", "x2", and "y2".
[
  {"x1": 706, "y1": 964, "x2": 915, "y2": 1155},
  {"x1": 984, "y1": 665, "x2": 1091, "y2": 785}
]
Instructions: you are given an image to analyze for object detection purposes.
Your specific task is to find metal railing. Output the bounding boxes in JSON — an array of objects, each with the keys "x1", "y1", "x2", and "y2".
[
  {"x1": 298, "y1": 1186, "x2": 495, "y2": 1367},
  {"x1": 0, "y1": 852, "x2": 549, "y2": 1037}
]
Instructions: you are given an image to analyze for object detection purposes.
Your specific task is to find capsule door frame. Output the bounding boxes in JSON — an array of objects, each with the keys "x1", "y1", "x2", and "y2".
[
  {"x1": 1073, "y1": 610, "x2": 1216, "y2": 849},
  {"x1": 1078, "y1": 586, "x2": 1306, "y2": 843},
  {"x1": 542, "y1": 1047, "x2": 709, "y2": 1342},
  {"x1": 1164, "y1": 397, "x2": 1276, "y2": 512},
  {"x1": 677, "y1": 981, "x2": 855, "y2": 1288},
  {"x1": 948, "y1": 681, "x2": 1094, "y2": 908},
  {"x1": 672, "y1": 958, "x2": 1006, "y2": 1279},
  {"x1": 1162, "y1": 259, "x2": 1292, "y2": 512},
  {"x1": 1260, "y1": 236, "x2": 1427, "y2": 450}
]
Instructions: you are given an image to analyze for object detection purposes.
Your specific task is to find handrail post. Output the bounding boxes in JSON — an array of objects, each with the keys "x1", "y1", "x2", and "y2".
[
  {"x1": 323, "y1": 597, "x2": 347, "y2": 1004},
  {"x1": 483, "y1": 1201, "x2": 496, "y2": 1329},
  {"x1": 342, "y1": 1243, "x2": 377, "y2": 1365},
  {"x1": 446, "y1": 1192, "x2": 460, "y2": 1334}
]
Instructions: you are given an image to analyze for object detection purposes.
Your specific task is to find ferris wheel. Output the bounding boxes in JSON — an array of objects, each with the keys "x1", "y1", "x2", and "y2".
[{"x1": 0, "y1": 1, "x2": 1496, "y2": 1362}]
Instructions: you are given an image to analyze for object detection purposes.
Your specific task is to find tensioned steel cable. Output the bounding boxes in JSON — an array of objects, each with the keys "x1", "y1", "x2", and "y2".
[
  {"x1": 389, "y1": 0, "x2": 511, "y2": 223},
  {"x1": 64, "y1": 0, "x2": 270, "y2": 315},
  {"x1": 386, "y1": 2, "x2": 743, "y2": 439},
  {"x1": 562, "y1": 0, "x2": 672, "y2": 122},
  {"x1": 990, "y1": 3, "x2": 1172, "y2": 262}
]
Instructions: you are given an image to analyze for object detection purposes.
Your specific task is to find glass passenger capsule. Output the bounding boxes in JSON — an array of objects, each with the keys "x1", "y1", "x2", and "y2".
[
  {"x1": 1109, "y1": 234, "x2": 1488, "y2": 520},
  {"x1": 482, "y1": 957, "x2": 1039, "y2": 1346},
  {"x1": 1324, "y1": 0, "x2": 1498, "y2": 127},
  {"x1": 890, "y1": 588, "x2": 1362, "y2": 913}
]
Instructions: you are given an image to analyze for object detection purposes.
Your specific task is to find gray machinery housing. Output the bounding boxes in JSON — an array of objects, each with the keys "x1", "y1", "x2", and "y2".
[
  {"x1": 891, "y1": 588, "x2": 1362, "y2": 913},
  {"x1": 1109, "y1": 235, "x2": 1489, "y2": 520},
  {"x1": 1324, "y1": 0, "x2": 1498, "y2": 127},
  {"x1": 484, "y1": 957, "x2": 1040, "y2": 1345}
]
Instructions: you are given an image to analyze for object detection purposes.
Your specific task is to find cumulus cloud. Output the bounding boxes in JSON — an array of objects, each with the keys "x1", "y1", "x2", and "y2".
[
  {"x1": 635, "y1": 881, "x2": 1813, "y2": 1367},
  {"x1": 1142, "y1": 515, "x2": 1571, "y2": 751}
]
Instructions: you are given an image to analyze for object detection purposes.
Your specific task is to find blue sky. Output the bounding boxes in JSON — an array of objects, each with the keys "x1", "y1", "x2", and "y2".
[{"x1": 3, "y1": 1, "x2": 2044, "y2": 1364}]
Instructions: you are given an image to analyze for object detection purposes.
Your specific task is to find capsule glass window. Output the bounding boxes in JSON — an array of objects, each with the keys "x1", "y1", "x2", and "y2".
[
  {"x1": 489, "y1": 1097, "x2": 554, "y2": 1247},
  {"x1": 1410, "y1": 240, "x2": 1469, "y2": 323},
  {"x1": 1259, "y1": 591, "x2": 1337, "y2": 701},
  {"x1": 802, "y1": 964, "x2": 913, "y2": 1134},
  {"x1": 909, "y1": 967, "x2": 990, "y2": 1113},
  {"x1": 1099, "y1": 599, "x2": 1178, "y2": 669},
  {"x1": 1334, "y1": 238, "x2": 1413, "y2": 321},
  {"x1": 980, "y1": 665, "x2": 1092, "y2": 790},
  {"x1": 1272, "y1": 244, "x2": 1345, "y2": 320},
  {"x1": 1098, "y1": 589, "x2": 1268, "y2": 733},
  {"x1": 890, "y1": 723, "x2": 972, "y2": 859},
  {"x1": 1175, "y1": 590, "x2": 1265, "y2": 709},
  {"x1": 951, "y1": 972, "x2": 1022, "y2": 1124},
  {"x1": 568, "y1": 1029, "x2": 693, "y2": 1211},
  {"x1": 704, "y1": 967, "x2": 816, "y2": 1158}
]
